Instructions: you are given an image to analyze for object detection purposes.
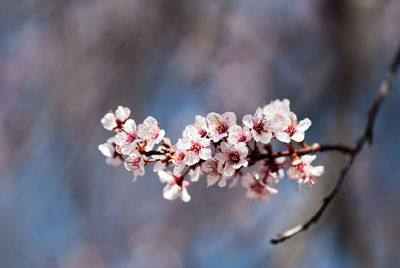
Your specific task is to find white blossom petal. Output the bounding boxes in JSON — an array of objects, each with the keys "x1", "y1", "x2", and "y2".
[
  {"x1": 258, "y1": 132, "x2": 272, "y2": 144},
  {"x1": 311, "y1": 166, "x2": 324, "y2": 177},
  {"x1": 234, "y1": 143, "x2": 248, "y2": 157},
  {"x1": 276, "y1": 132, "x2": 291, "y2": 143},
  {"x1": 242, "y1": 114, "x2": 253, "y2": 128},
  {"x1": 101, "y1": 113, "x2": 117, "y2": 131},
  {"x1": 123, "y1": 119, "x2": 137, "y2": 133},
  {"x1": 199, "y1": 148, "x2": 212, "y2": 160},
  {"x1": 163, "y1": 184, "x2": 180, "y2": 201},
  {"x1": 223, "y1": 112, "x2": 236, "y2": 126},
  {"x1": 223, "y1": 164, "x2": 236, "y2": 177},
  {"x1": 98, "y1": 143, "x2": 113, "y2": 158},
  {"x1": 173, "y1": 162, "x2": 186, "y2": 176},
  {"x1": 291, "y1": 132, "x2": 305, "y2": 142},
  {"x1": 297, "y1": 118, "x2": 311, "y2": 132},
  {"x1": 180, "y1": 188, "x2": 191, "y2": 202},
  {"x1": 302, "y1": 154, "x2": 317, "y2": 164},
  {"x1": 158, "y1": 170, "x2": 173, "y2": 183},
  {"x1": 115, "y1": 106, "x2": 131, "y2": 121}
]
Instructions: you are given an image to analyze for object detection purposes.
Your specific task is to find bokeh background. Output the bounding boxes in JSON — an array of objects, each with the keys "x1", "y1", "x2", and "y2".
[{"x1": 1, "y1": 0, "x2": 400, "y2": 267}]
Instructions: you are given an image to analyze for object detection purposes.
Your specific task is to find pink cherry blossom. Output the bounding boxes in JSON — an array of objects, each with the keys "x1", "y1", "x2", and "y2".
[
  {"x1": 124, "y1": 151, "x2": 145, "y2": 181},
  {"x1": 171, "y1": 139, "x2": 188, "y2": 175},
  {"x1": 193, "y1": 115, "x2": 208, "y2": 138},
  {"x1": 241, "y1": 172, "x2": 278, "y2": 201},
  {"x1": 181, "y1": 125, "x2": 211, "y2": 166},
  {"x1": 227, "y1": 125, "x2": 252, "y2": 145},
  {"x1": 101, "y1": 106, "x2": 131, "y2": 131},
  {"x1": 206, "y1": 112, "x2": 237, "y2": 142},
  {"x1": 263, "y1": 98, "x2": 291, "y2": 119},
  {"x1": 275, "y1": 112, "x2": 311, "y2": 143},
  {"x1": 138, "y1": 116, "x2": 165, "y2": 151},
  {"x1": 243, "y1": 107, "x2": 273, "y2": 144},
  {"x1": 215, "y1": 142, "x2": 248, "y2": 177},
  {"x1": 258, "y1": 157, "x2": 286, "y2": 186},
  {"x1": 287, "y1": 154, "x2": 324, "y2": 187},
  {"x1": 264, "y1": 169, "x2": 284, "y2": 187},
  {"x1": 114, "y1": 119, "x2": 140, "y2": 155},
  {"x1": 98, "y1": 137, "x2": 122, "y2": 166},
  {"x1": 201, "y1": 157, "x2": 227, "y2": 187},
  {"x1": 99, "y1": 99, "x2": 324, "y2": 203},
  {"x1": 158, "y1": 170, "x2": 191, "y2": 202}
]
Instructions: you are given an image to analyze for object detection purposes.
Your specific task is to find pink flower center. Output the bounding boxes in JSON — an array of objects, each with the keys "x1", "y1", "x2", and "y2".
[
  {"x1": 237, "y1": 134, "x2": 247, "y2": 143},
  {"x1": 127, "y1": 132, "x2": 138, "y2": 143},
  {"x1": 170, "y1": 174, "x2": 185, "y2": 190},
  {"x1": 294, "y1": 162, "x2": 305, "y2": 172},
  {"x1": 126, "y1": 156, "x2": 141, "y2": 170},
  {"x1": 253, "y1": 120, "x2": 264, "y2": 134},
  {"x1": 176, "y1": 152, "x2": 186, "y2": 163},
  {"x1": 190, "y1": 141, "x2": 202, "y2": 153},
  {"x1": 228, "y1": 151, "x2": 240, "y2": 164},
  {"x1": 198, "y1": 129, "x2": 207, "y2": 138},
  {"x1": 150, "y1": 129, "x2": 159, "y2": 140},
  {"x1": 285, "y1": 124, "x2": 297, "y2": 136},
  {"x1": 249, "y1": 181, "x2": 266, "y2": 195},
  {"x1": 215, "y1": 118, "x2": 228, "y2": 134}
]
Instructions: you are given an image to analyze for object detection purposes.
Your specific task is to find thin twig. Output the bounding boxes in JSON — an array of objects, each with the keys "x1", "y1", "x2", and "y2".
[
  {"x1": 253, "y1": 143, "x2": 355, "y2": 161},
  {"x1": 143, "y1": 150, "x2": 165, "y2": 157},
  {"x1": 270, "y1": 46, "x2": 400, "y2": 245}
]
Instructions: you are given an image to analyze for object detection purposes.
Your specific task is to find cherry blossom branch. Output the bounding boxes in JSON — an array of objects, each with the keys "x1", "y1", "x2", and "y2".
[
  {"x1": 270, "y1": 45, "x2": 400, "y2": 245},
  {"x1": 100, "y1": 101, "x2": 335, "y2": 201},
  {"x1": 99, "y1": 46, "x2": 396, "y2": 214},
  {"x1": 251, "y1": 143, "x2": 355, "y2": 162}
]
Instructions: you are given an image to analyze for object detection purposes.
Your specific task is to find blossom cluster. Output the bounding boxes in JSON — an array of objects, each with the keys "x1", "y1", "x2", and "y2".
[{"x1": 98, "y1": 99, "x2": 324, "y2": 202}]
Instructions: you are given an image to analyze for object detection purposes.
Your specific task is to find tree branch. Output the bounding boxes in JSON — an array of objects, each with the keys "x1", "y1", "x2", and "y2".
[
  {"x1": 270, "y1": 46, "x2": 400, "y2": 245},
  {"x1": 252, "y1": 143, "x2": 355, "y2": 161}
]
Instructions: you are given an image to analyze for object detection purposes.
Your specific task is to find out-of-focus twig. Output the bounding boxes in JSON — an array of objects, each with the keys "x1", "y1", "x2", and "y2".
[{"x1": 270, "y1": 46, "x2": 400, "y2": 245}]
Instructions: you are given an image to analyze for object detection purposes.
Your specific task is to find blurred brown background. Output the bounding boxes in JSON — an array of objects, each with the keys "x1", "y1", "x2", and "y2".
[{"x1": 0, "y1": 0, "x2": 399, "y2": 267}]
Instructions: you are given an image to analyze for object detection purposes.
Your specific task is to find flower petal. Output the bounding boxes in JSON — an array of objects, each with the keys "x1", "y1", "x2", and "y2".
[
  {"x1": 242, "y1": 114, "x2": 253, "y2": 128},
  {"x1": 115, "y1": 106, "x2": 131, "y2": 121},
  {"x1": 189, "y1": 166, "x2": 201, "y2": 182},
  {"x1": 180, "y1": 188, "x2": 191, "y2": 202},
  {"x1": 276, "y1": 132, "x2": 290, "y2": 143},
  {"x1": 163, "y1": 184, "x2": 180, "y2": 201},
  {"x1": 199, "y1": 148, "x2": 212, "y2": 160},
  {"x1": 207, "y1": 174, "x2": 220, "y2": 187},
  {"x1": 101, "y1": 113, "x2": 117, "y2": 131},
  {"x1": 312, "y1": 166, "x2": 324, "y2": 176},
  {"x1": 158, "y1": 170, "x2": 173, "y2": 183},
  {"x1": 297, "y1": 118, "x2": 311, "y2": 132},
  {"x1": 258, "y1": 132, "x2": 272, "y2": 144},
  {"x1": 123, "y1": 119, "x2": 136, "y2": 133},
  {"x1": 291, "y1": 132, "x2": 305, "y2": 142},
  {"x1": 98, "y1": 143, "x2": 113, "y2": 158},
  {"x1": 223, "y1": 112, "x2": 236, "y2": 127},
  {"x1": 223, "y1": 164, "x2": 235, "y2": 177}
]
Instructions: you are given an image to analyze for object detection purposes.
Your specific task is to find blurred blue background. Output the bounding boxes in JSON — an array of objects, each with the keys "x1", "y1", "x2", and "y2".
[{"x1": 0, "y1": 0, "x2": 399, "y2": 267}]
